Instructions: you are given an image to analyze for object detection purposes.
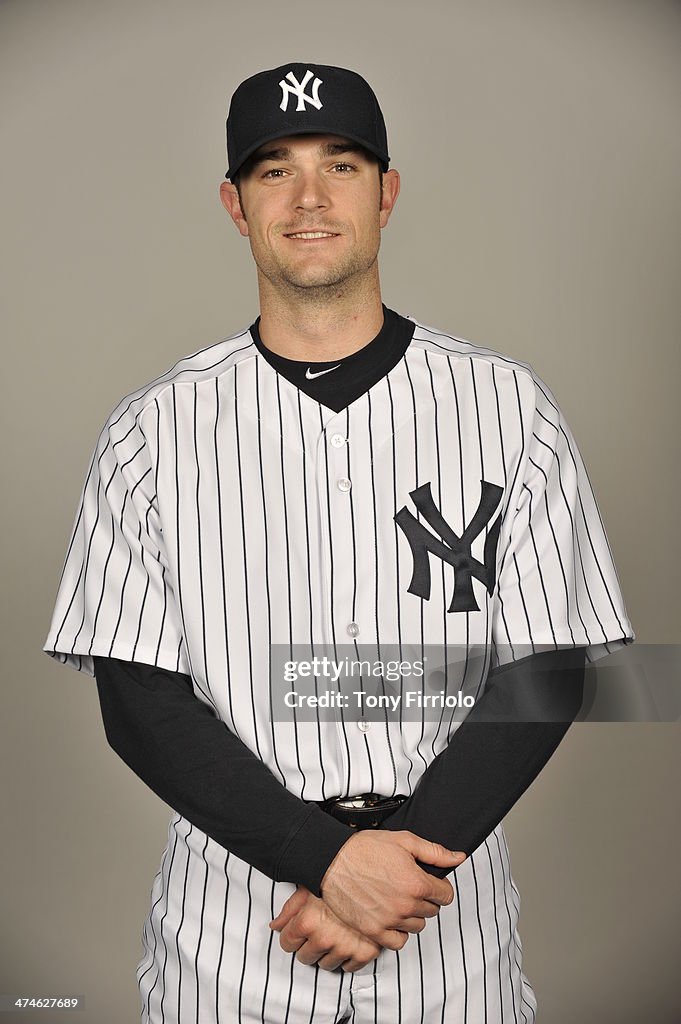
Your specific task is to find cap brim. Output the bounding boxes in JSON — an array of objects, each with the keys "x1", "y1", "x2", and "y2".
[{"x1": 226, "y1": 125, "x2": 389, "y2": 180}]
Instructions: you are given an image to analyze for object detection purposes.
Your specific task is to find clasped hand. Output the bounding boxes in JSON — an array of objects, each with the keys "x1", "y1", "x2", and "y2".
[{"x1": 270, "y1": 830, "x2": 466, "y2": 973}]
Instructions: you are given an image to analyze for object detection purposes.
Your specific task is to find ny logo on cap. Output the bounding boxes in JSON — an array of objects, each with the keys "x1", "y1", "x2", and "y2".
[{"x1": 279, "y1": 69, "x2": 323, "y2": 112}]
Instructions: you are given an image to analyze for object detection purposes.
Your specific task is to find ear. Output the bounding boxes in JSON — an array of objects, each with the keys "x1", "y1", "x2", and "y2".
[
  {"x1": 379, "y1": 168, "x2": 400, "y2": 229},
  {"x1": 220, "y1": 181, "x2": 249, "y2": 237}
]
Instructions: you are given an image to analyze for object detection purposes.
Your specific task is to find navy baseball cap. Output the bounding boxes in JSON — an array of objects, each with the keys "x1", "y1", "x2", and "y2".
[{"x1": 225, "y1": 62, "x2": 390, "y2": 181}]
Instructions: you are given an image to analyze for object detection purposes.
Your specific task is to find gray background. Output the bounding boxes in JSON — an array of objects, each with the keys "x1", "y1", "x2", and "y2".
[{"x1": 2, "y1": 0, "x2": 680, "y2": 1021}]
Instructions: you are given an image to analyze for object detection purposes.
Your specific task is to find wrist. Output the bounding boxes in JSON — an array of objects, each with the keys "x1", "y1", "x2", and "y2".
[
  {"x1": 319, "y1": 830, "x2": 358, "y2": 891},
  {"x1": 275, "y1": 805, "x2": 354, "y2": 897}
]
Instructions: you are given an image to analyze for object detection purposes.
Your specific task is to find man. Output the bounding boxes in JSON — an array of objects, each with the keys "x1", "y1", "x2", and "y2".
[{"x1": 43, "y1": 63, "x2": 634, "y2": 1022}]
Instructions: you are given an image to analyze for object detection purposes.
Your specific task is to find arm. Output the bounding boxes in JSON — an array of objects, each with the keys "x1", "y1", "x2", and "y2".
[
  {"x1": 379, "y1": 645, "x2": 587, "y2": 872},
  {"x1": 272, "y1": 647, "x2": 584, "y2": 945},
  {"x1": 92, "y1": 656, "x2": 353, "y2": 894},
  {"x1": 93, "y1": 656, "x2": 461, "y2": 958}
]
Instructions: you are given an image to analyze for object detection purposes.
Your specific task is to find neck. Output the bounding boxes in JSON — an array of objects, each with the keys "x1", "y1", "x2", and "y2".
[{"x1": 256, "y1": 267, "x2": 385, "y2": 361}]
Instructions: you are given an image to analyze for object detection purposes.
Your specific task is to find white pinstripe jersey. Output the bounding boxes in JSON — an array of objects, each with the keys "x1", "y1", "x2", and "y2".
[{"x1": 42, "y1": 315, "x2": 634, "y2": 1022}]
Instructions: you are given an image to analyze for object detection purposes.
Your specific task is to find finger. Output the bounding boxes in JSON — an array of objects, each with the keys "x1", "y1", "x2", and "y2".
[
  {"x1": 295, "y1": 939, "x2": 331, "y2": 966},
  {"x1": 279, "y1": 932, "x2": 307, "y2": 954},
  {"x1": 316, "y1": 936, "x2": 381, "y2": 973},
  {"x1": 408, "y1": 898, "x2": 445, "y2": 919},
  {"x1": 342, "y1": 956, "x2": 378, "y2": 972},
  {"x1": 394, "y1": 915, "x2": 427, "y2": 934},
  {"x1": 270, "y1": 898, "x2": 303, "y2": 930},
  {"x1": 399, "y1": 833, "x2": 468, "y2": 869},
  {"x1": 278, "y1": 919, "x2": 310, "y2": 953},
  {"x1": 270, "y1": 888, "x2": 309, "y2": 930},
  {"x1": 420, "y1": 877, "x2": 456, "y2": 908},
  {"x1": 316, "y1": 951, "x2": 350, "y2": 972},
  {"x1": 401, "y1": 897, "x2": 444, "y2": 921},
  {"x1": 377, "y1": 928, "x2": 410, "y2": 952},
  {"x1": 383, "y1": 894, "x2": 446, "y2": 926},
  {"x1": 279, "y1": 931, "x2": 307, "y2": 954},
  {"x1": 340, "y1": 941, "x2": 382, "y2": 971}
]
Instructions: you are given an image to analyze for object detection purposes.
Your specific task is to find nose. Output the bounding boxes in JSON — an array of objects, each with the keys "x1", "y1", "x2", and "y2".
[{"x1": 291, "y1": 167, "x2": 330, "y2": 213}]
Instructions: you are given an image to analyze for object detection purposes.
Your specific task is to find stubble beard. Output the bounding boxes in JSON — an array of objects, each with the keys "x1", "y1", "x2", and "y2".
[{"x1": 255, "y1": 239, "x2": 380, "y2": 305}]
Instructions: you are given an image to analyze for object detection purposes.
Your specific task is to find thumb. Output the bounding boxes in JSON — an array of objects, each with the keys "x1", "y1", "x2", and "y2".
[
  {"x1": 400, "y1": 833, "x2": 468, "y2": 867},
  {"x1": 270, "y1": 886, "x2": 309, "y2": 930}
]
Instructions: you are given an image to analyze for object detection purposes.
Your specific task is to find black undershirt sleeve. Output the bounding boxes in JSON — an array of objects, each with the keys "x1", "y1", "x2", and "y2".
[
  {"x1": 93, "y1": 647, "x2": 585, "y2": 895},
  {"x1": 379, "y1": 645, "x2": 586, "y2": 877},
  {"x1": 92, "y1": 656, "x2": 353, "y2": 897}
]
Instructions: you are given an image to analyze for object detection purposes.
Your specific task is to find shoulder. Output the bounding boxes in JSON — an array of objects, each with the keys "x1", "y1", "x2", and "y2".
[
  {"x1": 405, "y1": 313, "x2": 563, "y2": 429},
  {"x1": 96, "y1": 324, "x2": 258, "y2": 448}
]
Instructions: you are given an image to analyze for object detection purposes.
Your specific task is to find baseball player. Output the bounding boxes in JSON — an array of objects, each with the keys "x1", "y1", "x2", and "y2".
[{"x1": 43, "y1": 62, "x2": 635, "y2": 1023}]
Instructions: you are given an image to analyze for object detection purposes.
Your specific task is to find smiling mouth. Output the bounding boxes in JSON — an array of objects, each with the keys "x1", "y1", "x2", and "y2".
[{"x1": 284, "y1": 231, "x2": 340, "y2": 240}]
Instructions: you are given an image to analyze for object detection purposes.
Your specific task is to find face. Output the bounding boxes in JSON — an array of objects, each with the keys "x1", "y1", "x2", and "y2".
[{"x1": 220, "y1": 134, "x2": 400, "y2": 296}]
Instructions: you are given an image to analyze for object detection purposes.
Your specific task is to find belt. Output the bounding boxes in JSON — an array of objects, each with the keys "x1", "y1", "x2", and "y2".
[{"x1": 317, "y1": 793, "x2": 407, "y2": 830}]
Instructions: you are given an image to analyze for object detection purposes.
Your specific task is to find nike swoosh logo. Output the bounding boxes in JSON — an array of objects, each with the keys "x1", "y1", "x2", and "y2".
[{"x1": 305, "y1": 364, "x2": 341, "y2": 380}]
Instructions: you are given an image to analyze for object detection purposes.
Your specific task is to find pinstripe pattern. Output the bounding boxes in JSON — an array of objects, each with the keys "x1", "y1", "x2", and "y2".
[
  {"x1": 43, "y1": 315, "x2": 634, "y2": 1021},
  {"x1": 132, "y1": 815, "x2": 535, "y2": 1023}
]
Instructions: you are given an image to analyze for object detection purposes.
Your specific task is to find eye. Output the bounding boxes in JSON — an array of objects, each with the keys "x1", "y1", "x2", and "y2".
[
  {"x1": 332, "y1": 162, "x2": 356, "y2": 173},
  {"x1": 262, "y1": 167, "x2": 286, "y2": 178}
]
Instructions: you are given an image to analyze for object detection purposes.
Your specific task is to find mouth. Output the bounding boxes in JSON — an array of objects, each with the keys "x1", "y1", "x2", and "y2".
[{"x1": 283, "y1": 231, "x2": 340, "y2": 241}]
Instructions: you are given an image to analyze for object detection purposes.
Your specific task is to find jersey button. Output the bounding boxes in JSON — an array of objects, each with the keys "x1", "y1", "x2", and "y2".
[
  {"x1": 337, "y1": 477, "x2": 352, "y2": 492},
  {"x1": 330, "y1": 433, "x2": 347, "y2": 448},
  {"x1": 357, "y1": 720, "x2": 370, "y2": 732},
  {"x1": 347, "y1": 622, "x2": 360, "y2": 637}
]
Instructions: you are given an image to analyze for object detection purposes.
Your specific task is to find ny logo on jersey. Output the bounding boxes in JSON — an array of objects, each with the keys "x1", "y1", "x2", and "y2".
[
  {"x1": 395, "y1": 480, "x2": 504, "y2": 613},
  {"x1": 279, "y1": 69, "x2": 324, "y2": 112}
]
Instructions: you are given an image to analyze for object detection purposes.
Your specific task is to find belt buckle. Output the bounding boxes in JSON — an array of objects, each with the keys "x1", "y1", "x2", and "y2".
[
  {"x1": 334, "y1": 792, "x2": 382, "y2": 810},
  {"x1": 319, "y1": 793, "x2": 406, "y2": 830}
]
